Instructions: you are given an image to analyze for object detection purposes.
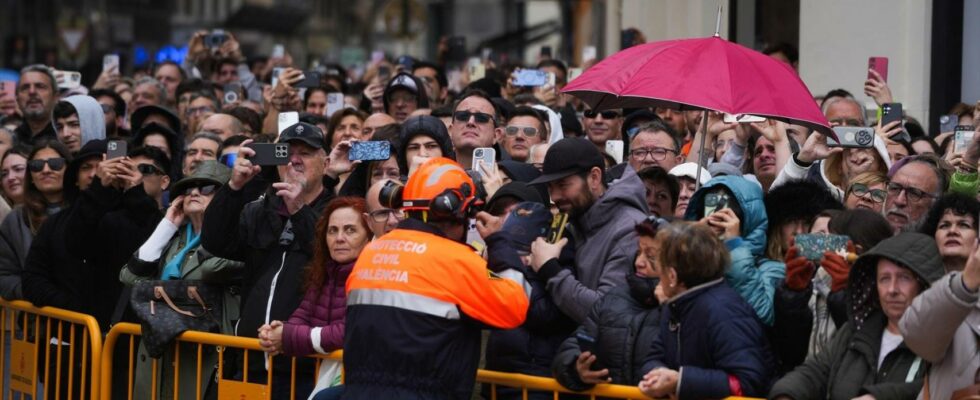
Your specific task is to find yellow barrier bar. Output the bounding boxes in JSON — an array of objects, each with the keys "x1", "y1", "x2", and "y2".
[{"x1": 0, "y1": 298, "x2": 103, "y2": 399}]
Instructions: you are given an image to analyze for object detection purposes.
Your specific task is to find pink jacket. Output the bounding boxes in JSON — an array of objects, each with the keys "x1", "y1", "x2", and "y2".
[{"x1": 281, "y1": 260, "x2": 355, "y2": 356}]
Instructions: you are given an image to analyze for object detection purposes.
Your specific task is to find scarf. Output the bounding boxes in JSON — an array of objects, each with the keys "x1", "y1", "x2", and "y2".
[{"x1": 160, "y1": 224, "x2": 201, "y2": 280}]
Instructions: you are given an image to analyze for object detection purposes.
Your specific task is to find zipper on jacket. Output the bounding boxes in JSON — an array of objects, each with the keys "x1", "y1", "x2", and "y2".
[{"x1": 265, "y1": 251, "x2": 288, "y2": 324}]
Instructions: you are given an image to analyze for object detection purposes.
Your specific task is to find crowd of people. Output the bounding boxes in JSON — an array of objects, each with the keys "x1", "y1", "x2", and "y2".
[{"x1": 0, "y1": 27, "x2": 978, "y2": 400}]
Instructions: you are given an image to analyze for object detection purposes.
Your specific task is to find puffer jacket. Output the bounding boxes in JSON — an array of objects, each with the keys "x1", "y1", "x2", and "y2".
[
  {"x1": 280, "y1": 259, "x2": 354, "y2": 357},
  {"x1": 900, "y1": 271, "x2": 980, "y2": 400},
  {"x1": 553, "y1": 285, "x2": 660, "y2": 390},
  {"x1": 770, "y1": 232, "x2": 944, "y2": 399},
  {"x1": 537, "y1": 164, "x2": 648, "y2": 323},
  {"x1": 685, "y1": 175, "x2": 785, "y2": 325},
  {"x1": 641, "y1": 279, "x2": 775, "y2": 399}
]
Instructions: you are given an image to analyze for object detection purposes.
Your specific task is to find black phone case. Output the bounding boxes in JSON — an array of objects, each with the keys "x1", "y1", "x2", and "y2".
[
  {"x1": 882, "y1": 103, "x2": 903, "y2": 126},
  {"x1": 246, "y1": 143, "x2": 290, "y2": 166},
  {"x1": 296, "y1": 72, "x2": 321, "y2": 88}
]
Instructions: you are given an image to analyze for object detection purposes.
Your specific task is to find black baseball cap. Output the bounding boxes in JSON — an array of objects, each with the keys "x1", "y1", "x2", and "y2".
[
  {"x1": 131, "y1": 105, "x2": 181, "y2": 134},
  {"x1": 529, "y1": 138, "x2": 604, "y2": 185},
  {"x1": 279, "y1": 122, "x2": 326, "y2": 150}
]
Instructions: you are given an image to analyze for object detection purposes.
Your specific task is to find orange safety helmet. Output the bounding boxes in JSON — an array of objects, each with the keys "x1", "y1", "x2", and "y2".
[{"x1": 401, "y1": 157, "x2": 482, "y2": 221}]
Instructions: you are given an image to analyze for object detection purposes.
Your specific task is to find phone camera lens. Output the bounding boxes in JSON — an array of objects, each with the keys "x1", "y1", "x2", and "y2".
[{"x1": 856, "y1": 130, "x2": 873, "y2": 146}]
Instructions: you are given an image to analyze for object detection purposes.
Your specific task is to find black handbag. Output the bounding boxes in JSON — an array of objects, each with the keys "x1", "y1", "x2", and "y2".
[{"x1": 130, "y1": 280, "x2": 221, "y2": 358}]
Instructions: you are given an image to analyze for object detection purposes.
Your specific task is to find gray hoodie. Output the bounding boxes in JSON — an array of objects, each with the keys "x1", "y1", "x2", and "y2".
[
  {"x1": 55, "y1": 95, "x2": 106, "y2": 148},
  {"x1": 538, "y1": 165, "x2": 649, "y2": 323}
]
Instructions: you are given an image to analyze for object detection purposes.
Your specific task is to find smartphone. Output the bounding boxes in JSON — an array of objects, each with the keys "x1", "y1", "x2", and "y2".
[
  {"x1": 468, "y1": 63, "x2": 486, "y2": 81},
  {"x1": 223, "y1": 83, "x2": 242, "y2": 105},
  {"x1": 481, "y1": 47, "x2": 492, "y2": 63},
  {"x1": 939, "y1": 114, "x2": 960, "y2": 134},
  {"x1": 513, "y1": 69, "x2": 549, "y2": 87},
  {"x1": 568, "y1": 68, "x2": 584, "y2": 82},
  {"x1": 349, "y1": 141, "x2": 391, "y2": 161},
  {"x1": 540, "y1": 46, "x2": 552, "y2": 59},
  {"x1": 548, "y1": 213, "x2": 569, "y2": 244},
  {"x1": 107, "y1": 140, "x2": 127, "y2": 160},
  {"x1": 377, "y1": 65, "x2": 392, "y2": 84},
  {"x1": 881, "y1": 103, "x2": 910, "y2": 142},
  {"x1": 295, "y1": 71, "x2": 321, "y2": 88},
  {"x1": 278, "y1": 111, "x2": 299, "y2": 134},
  {"x1": 472, "y1": 147, "x2": 496, "y2": 172},
  {"x1": 868, "y1": 56, "x2": 888, "y2": 82},
  {"x1": 246, "y1": 143, "x2": 290, "y2": 166},
  {"x1": 723, "y1": 113, "x2": 766, "y2": 123},
  {"x1": 794, "y1": 234, "x2": 850, "y2": 262},
  {"x1": 447, "y1": 36, "x2": 467, "y2": 65},
  {"x1": 54, "y1": 70, "x2": 82, "y2": 90},
  {"x1": 103, "y1": 54, "x2": 120, "y2": 73},
  {"x1": 703, "y1": 191, "x2": 730, "y2": 217},
  {"x1": 0, "y1": 81, "x2": 14, "y2": 100},
  {"x1": 828, "y1": 127, "x2": 875, "y2": 148},
  {"x1": 575, "y1": 332, "x2": 596, "y2": 354},
  {"x1": 370, "y1": 50, "x2": 385, "y2": 64},
  {"x1": 271, "y1": 67, "x2": 284, "y2": 87},
  {"x1": 583, "y1": 45, "x2": 597, "y2": 62},
  {"x1": 326, "y1": 92, "x2": 345, "y2": 118},
  {"x1": 271, "y1": 44, "x2": 285, "y2": 59},
  {"x1": 605, "y1": 140, "x2": 624, "y2": 164},
  {"x1": 204, "y1": 29, "x2": 228, "y2": 49},
  {"x1": 954, "y1": 126, "x2": 976, "y2": 155}
]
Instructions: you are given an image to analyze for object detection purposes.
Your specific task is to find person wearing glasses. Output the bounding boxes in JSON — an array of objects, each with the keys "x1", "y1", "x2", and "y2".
[
  {"x1": 0, "y1": 140, "x2": 71, "y2": 300},
  {"x1": 119, "y1": 160, "x2": 244, "y2": 399},
  {"x1": 448, "y1": 90, "x2": 500, "y2": 170},
  {"x1": 363, "y1": 179, "x2": 405, "y2": 238},
  {"x1": 843, "y1": 171, "x2": 888, "y2": 213},
  {"x1": 628, "y1": 120, "x2": 684, "y2": 174},
  {"x1": 499, "y1": 106, "x2": 548, "y2": 162},
  {"x1": 582, "y1": 105, "x2": 623, "y2": 153},
  {"x1": 882, "y1": 154, "x2": 951, "y2": 234}
]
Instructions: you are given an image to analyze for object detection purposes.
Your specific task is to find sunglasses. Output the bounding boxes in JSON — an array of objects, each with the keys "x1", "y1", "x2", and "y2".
[
  {"x1": 183, "y1": 184, "x2": 217, "y2": 196},
  {"x1": 28, "y1": 158, "x2": 66, "y2": 173},
  {"x1": 504, "y1": 126, "x2": 539, "y2": 138},
  {"x1": 584, "y1": 110, "x2": 621, "y2": 119},
  {"x1": 453, "y1": 111, "x2": 494, "y2": 124},
  {"x1": 137, "y1": 164, "x2": 164, "y2": 176}
]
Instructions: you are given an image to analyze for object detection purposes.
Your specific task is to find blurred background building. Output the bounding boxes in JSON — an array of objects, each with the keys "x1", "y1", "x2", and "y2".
[{"x1": 0, "y1": 0, "x2": 975, "y2": 133}]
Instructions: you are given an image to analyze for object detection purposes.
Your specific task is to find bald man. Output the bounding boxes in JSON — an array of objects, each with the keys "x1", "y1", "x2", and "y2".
[
  {"x1": 363, "y1": 179, "x2": 404, "y2": 238},
  {"x1": 362, "y1": 112, "x2": 396, "y2": 139}
]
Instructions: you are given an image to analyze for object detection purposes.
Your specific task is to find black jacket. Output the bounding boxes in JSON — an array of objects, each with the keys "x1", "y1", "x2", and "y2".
[
  {"x1": 553, "y1": 286, "x2": 661, "y2": 391},
  {"x1": 14, "y1": 122, "x2": 56, "y2": 147},
  {"x1": 772, "y1": 280, "x2": 849, "y2": 374}
]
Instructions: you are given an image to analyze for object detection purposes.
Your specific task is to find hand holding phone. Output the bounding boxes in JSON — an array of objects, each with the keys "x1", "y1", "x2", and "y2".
[
  {"x1": 954, "y1": 126, "x2": 977, "y2": 155},
  {"x1": 794, "y1": 234, "x2": 850, "y2": 262},
  {"x1": 513, "y1": 69, "x2": 549, "y2": 87},
  {"x1": 245, "y1": 143, "x2": 290, "y2": 166},
  {"x1": 103, "y1": 54, "x2": 120, "y2": 74},
  {"x1": 472, "y1": 147, "x2": 496, "y2": 172},
  {"x1": 548, "y1": 213, "x2": 569, "y2": 244},
  {"x1": 867, "y1": 57, "x2": 888, "y2": 82},
  {"x1": 295, "y1": 71, "x2": 321, "y2": 88},
  {"x1": 828, "y1": 127, "x2": 875, "y2": 148},
  {"x1": 107, "y1": 140, "x2": 128, "y2": 160}
]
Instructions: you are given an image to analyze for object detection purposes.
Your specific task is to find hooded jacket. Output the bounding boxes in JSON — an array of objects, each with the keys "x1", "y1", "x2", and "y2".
[
  {"x1": 685, "y1": 176, "x2": 785, "y2": 325},
  {"x1": 770, "y1": 232, "x2": 944, "y2": 400},
  {"x1": 396, "y1": 116, "x2": 455, "y2": 174},
  {"x1": 536, "y1": 165, "x2": 648, "y2": 323},
  {"x1": 772, "y1": 134, "x2": 891, "y2": 201},
  {"x1": 56, "y1": 95, "x2": 106, "y2": 149}
]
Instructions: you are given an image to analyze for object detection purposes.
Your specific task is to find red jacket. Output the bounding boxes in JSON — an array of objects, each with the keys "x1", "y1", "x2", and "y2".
[{"x1": 281, "y1": 259, "x2": 354, "y2": 356}]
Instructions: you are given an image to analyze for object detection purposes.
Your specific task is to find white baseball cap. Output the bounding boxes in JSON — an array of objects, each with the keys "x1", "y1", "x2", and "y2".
[{"x1": 669, "y1": 162, "x2": 712, "y2": 185}]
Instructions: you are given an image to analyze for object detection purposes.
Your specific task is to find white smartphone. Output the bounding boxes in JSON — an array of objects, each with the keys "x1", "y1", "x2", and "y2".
[
  {"x1": 54, "y1": 70, "x2": 82, "y2": 90},
  {"x1": 472, "y1": 147, "x2": 496, "y2": 172},
  {"x1": 583, "y1": 46, "x2": 597, "y2": 62},
  {"x1": 546, "y1": 72, "x2": 556, "y2": 87},
  {"x1": 271, "y1": 67, "x2": 284, "y2": 87},
  {"x1": 103, "y1": 54, "x2": 119, "y2": 73},
  {"x1": 723, "y1": 113, "x2": 766, "y2": 123},
  {"x1": 954, "y1": 127, "x2": 976, "y2": 155},
  {"x1": 469, "y1": 64, "x2": 486, "y2": 81},
  {"x1": 271, "y1": 44, "x2": 285, "y2": 59},
  {"x1": 278, "y1": 111, "x2": 300, "y2": 135},
  {"x1": 605, "y1": 140, "x2": 624, "y2": 164},
  {"x1": 326, "y1": 93, "x2": 345, "y2": 118}
]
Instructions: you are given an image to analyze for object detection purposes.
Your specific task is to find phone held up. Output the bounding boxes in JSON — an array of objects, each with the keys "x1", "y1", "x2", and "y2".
[
  {"x1": 472, "y1": 147, "x2": 496, "y2": 173},
  {"x1": 954, "y1": 126, "x2": 976, "y2": 155},
  {"x1": 246, "y1": 143, "x2": 290, "y2": 166},
  {"x1": 828, "y1": 127, "x2": 875, "y2": 149},
  {"x1": 107, "y1": 140, "x2": 127, "y2": 160},
  {"x1": 794, "y1": 234, "x2": 850, "y2": 262},
  {"x1": 348, "y1": 141, "x2": 391, "y2": 162}
]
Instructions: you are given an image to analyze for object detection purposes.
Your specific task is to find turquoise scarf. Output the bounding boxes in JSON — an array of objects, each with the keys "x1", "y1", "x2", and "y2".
[{"x1": 160, "y1": 224, "x2": 201, "y2": 280}]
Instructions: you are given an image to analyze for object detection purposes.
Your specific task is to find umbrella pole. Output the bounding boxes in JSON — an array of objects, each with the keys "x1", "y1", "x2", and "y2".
[{"x1": 695, "y1": 109, "x2": 709, "y2": 191}]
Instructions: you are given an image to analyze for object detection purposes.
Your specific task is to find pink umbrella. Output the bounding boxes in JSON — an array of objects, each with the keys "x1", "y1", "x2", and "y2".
[{"x1": 563, "y1": 36, "x2": 833, "y2": 138}]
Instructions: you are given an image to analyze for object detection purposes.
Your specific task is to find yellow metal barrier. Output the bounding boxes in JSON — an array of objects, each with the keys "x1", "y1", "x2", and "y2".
[{"x1": 0, "y1": 298, "x2": 103, "y2": 400}]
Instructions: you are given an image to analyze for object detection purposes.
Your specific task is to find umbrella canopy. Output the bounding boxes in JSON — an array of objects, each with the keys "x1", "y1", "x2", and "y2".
[{"x1": 563, "y1": 36, "x2": 834, "y2": 138}]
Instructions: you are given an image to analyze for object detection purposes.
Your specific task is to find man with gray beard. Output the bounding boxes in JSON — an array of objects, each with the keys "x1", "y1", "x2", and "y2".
[
  {"x1": 13, "y1": 64, "x2": 58, "y2": 146},
  {"x1": 882, "y1": 154, "x2": 950, "y2": 233}
]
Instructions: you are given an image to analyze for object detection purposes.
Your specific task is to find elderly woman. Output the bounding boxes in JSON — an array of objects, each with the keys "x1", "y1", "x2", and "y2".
[
  {"x1": 257, "y1": 197, "x2": 372, "y2": 399},
  {"x1": 919, "y1": 193, "x2": 980, "y2": 273},
  {"x1": 120, "y1": 161, "x2": 243, "y2": 399},
  {"x1": 638, "y1": 222, "x2": 775, "y2": 399},
  {"x1": 843, "y1": 171, "x2": 889, "y2": 213},
  {"x1": 770, "y1": 232, "x2": 944, "y2": 399}
]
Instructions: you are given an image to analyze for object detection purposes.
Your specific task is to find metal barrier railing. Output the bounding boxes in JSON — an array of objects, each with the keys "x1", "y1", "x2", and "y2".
[{"x1": 0, "y1": 298, "x2": 103, "y2": 400}]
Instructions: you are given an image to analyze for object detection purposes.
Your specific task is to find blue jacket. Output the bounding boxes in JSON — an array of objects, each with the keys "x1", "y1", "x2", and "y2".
[
  {"x1": 685, "y1": 176, "x2": 785, "y2": 325},
  {"x1": 641, "y1": 279, "x2": 775, "y2": 399}
]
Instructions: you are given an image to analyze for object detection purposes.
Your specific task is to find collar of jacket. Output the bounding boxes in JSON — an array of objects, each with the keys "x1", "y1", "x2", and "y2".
[
  {"x1": 847, "y1": 309, "x2": 912, "y2": 366},
  {"x1": 663, "y1": 278, "x2": 724, "y2": 309}
]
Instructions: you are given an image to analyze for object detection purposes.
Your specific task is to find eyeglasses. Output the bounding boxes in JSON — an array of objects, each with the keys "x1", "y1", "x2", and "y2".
[
  {"x1": 630, "y1": 147, "x2": 676, "y2": 161},
  {"x1": 137, "y1": 164, "x2": 165, "y2": 176},
  {"x1": 504, "y1": 125, "x2": 540, "y2": 138},
  {"x1": 368, "y1": 208, "x2": 405, "y2": 223},
  {"x1": 454, "y1": 111, "x2": 494, "y2": 124},
  {"x1": 886, "y1": 182, "x2": 936, "y2": 203},
  {"x1": 27, "y1": 158, "x2": 66, "y2": 173},
  {"x1": 848, "y1": 182, "x2": 887, "y2": 203},
  {"x1": 584, "y1": 110, "x2": 621, "y2": 119},
  {"x1": 183, "y1": 184, "x2": 217, "y2": 196}
]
